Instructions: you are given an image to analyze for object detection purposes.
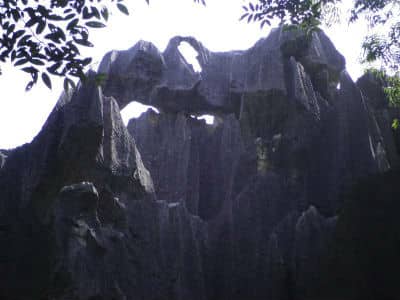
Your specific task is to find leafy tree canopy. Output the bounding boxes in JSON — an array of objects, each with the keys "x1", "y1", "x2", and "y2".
[
  {"x1": 0, "y1": 0, "x2": 204, "y2": 91},
  {"x1": 242, "y1": 0, "x2": 399, "y2": 71},
  {"x1": 243, "y1": 0, "x2": 400, "y2": 126}
]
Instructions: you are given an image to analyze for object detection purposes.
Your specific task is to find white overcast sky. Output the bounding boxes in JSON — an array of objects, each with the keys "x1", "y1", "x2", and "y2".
[{"x1": 0, "y1": 0, "x2": 369, "y2": 149}]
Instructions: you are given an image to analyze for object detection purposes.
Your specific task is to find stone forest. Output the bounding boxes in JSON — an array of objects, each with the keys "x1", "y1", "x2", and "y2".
[{"x1": 1, "y1": 26, "x2": 400, "y2": 300}]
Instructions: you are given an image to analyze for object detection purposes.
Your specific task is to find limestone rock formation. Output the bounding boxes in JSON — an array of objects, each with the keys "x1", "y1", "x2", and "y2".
[
  {"x1": 0, "y1": 26, "x2": 399, "y2": 300},
  {"x1": 98, "y1": 27, "x2": 344, "y2": 115},
  {"x1": 0, "y1": 150, "x2": 7, "y2": 169},
  {"x1": 326, "y1": 169, "x2": 400, "y2": 300},
  {"x1": 357, "y1": 72, "x2": 400, "y2": 169}
]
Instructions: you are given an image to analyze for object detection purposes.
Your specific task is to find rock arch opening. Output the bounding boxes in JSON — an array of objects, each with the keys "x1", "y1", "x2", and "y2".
[
  {"x1": 189, "y1": 114, "x2": 215, "y2": 125},
  {"x1": 178, "y1": 42, "x2": 202, "y2": 73},
  {"x1": 120, "y1": 101, "x2": 160, "y2": 125}
]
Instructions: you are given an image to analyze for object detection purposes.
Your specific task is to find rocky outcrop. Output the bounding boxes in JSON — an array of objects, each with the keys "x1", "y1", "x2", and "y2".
[
  {"x1": 357, "y1": 72, "x2": 400, "y2": 169},
  {"x1": 324, "y1": 169, "x2": 400, "y2": 300},
  {"x1": 99, "y1": 27, "x2": 344, "y2": 115},
  {"x1": 0, "y1": 75, "x2": 154, "y2": 299},
  {"x1": 50, "y1": 182, "x2": 208, "y2": 300},
  {"x1": 0, "y1": 26, "x2": 398, "y2": 300},
  {"x1": 0, "y1": 150, "x2": 7, "y2": 169}
]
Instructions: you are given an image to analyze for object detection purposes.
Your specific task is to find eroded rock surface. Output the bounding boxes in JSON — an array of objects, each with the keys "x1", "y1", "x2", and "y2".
[
  {"x1": 99, "y1": 27, "x2": 344, "y2": 115},
  {"x1": 0, "y1": 150, "x2": 7, "y2": 169},
  {"x1": 1, "y1": 26, "x2": 399, "y2": 300},
  {"x1": 357, "y1": 72, "x2": 400, "y2": 169}
]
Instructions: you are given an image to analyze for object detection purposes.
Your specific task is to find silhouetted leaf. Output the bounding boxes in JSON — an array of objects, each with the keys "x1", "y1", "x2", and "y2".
[
  {"x1": 117, "y1": 3, "x2": 129, "y2": 15},
  {"x1": 25, "y1": 81, "x2": 34, "y2": 91},
  {"x1": 101, "y1": 7, "x2": 109, "y2": 21},
  {"x1": 31, "y1": 58, "x2": 45, "y2": 66},
  {"x1": 67, "y1": 18, "x2": 79, "y2": 31},
  {"x1": 36, "y1": 20, "x2": 46, "y2": 34},
  {"x1": 85, "y1": 21, "x2": 106, "y2": 28},
  {"x1": 41, "y1": 72, "x2": 52, "y2": 89},
  {"x1": 0, "y1": 0, "x2": 207, "y2": 91},
  {"x1": 240, "y1": 13, "x2": 249, "y2": 21},
  {"x1": 14, "y1": 58, "x2": 28, "y2": 66},
  {"x1": 74, "y1": 38, "x2": 93, "y2": 47},
  {"x1": 12, "y1": 29, "x2": 25, "y2": 39}
]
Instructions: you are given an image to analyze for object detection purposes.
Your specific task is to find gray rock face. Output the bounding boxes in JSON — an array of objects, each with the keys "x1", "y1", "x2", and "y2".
[
  {"x1": 325, "y1": 169, "x2": 400, "y2": 300},
  {"x1": 0, "y1": 150, "x2": 7, "y2": 169},
  {"x1": 357, "y1": 72, "x2": 400, "y2": 170},
  {"x1": 99, "y1": 27, "x2": 344, "y2": 115},
  {"x1": 128, "y1": 112, "x2": 242, "y2": 220},
  {"x1": 0, "y1": 27, "x2": 398, "y2": 300},
  {"x1": 0, "y1": 74, "x2": 154, "y2": 300}
]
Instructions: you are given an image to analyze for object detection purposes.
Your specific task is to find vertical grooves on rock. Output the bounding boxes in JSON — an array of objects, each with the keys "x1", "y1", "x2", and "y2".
[{"x1": 1, "y1": 26, "x2": 399, "y2": 300}]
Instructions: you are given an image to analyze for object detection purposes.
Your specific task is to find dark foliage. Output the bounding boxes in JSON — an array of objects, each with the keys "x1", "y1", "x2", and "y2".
[
  {"x1": 0, "y1": 0, "x2": 205, "y2": 91},
  {"x1": 244, "y1": 0, "x2": 400, "y2": 71},
  {"x1": 241, "y1": 0, "x2": 338, "y2": 29}
]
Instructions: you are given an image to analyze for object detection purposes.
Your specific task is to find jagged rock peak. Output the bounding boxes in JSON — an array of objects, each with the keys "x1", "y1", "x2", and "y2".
[{"x1": 98, "y1": 26, "x2": 345, "y2": 116}]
